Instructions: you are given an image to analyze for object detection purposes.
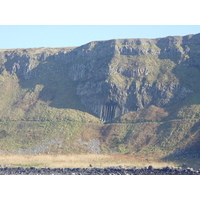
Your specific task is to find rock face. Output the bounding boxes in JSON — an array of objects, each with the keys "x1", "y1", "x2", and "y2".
[
  {"x1": 1, "y1": 33, "x2": 200, "y2": 123},
  {"x1": 0, "y1": 166, "x2": 199, "y2": 175}
]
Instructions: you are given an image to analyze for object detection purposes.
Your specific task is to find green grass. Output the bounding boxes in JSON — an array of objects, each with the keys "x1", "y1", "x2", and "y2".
[{"x1": 0, "y1": 121, "x2": 83, "y2": 151}]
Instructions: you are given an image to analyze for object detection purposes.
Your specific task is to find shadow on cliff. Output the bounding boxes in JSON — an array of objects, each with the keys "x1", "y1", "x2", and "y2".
[
  {"x1": 14, "y1": 58, "x2": 91, "y2": 113},
  {"x1": 156, "y1": 39, "x2": 200, "y2": 165},
  {"x1": 161, "y1": 125, "x2": 200, "y2": 169},
  {"x1": 4, "y1": 40, "x2": 116, "y2": 116},
  {"x1": 156, "y1": 37, "x2": 200, "y2": 113}
]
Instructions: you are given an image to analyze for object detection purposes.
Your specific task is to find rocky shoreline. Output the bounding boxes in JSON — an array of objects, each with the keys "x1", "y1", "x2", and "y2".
[{"x1": 0, "y1": 166, "x2": 199, "y2": 175}]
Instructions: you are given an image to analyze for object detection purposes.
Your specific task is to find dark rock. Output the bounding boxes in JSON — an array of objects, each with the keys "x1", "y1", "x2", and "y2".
[
  {"x1": 148, "y1": 165, "x2": 153, "y2": 170},
  {"x1": 0, "y1": 166, "x2": 199, "y2": 175}
]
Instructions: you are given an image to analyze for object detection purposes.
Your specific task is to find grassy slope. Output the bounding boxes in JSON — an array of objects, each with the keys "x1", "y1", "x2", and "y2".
[
  {"x1": 0, "y1": 43, "x2": 199, "y2": 167},
  {"x1": 0, "y1": 53, "x2": 102, "y2": 154}
]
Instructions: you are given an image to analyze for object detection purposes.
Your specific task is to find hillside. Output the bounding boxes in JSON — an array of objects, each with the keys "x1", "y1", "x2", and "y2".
[{"x1": 0, "y1": 33, "x2": 200, "y2": 161}]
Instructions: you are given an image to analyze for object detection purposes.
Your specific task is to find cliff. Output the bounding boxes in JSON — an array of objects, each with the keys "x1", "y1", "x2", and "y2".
[{"x1": 0, "y1": 33, "x2": 200, "y2": 159}]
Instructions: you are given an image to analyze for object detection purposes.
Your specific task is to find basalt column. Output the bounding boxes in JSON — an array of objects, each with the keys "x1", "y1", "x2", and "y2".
[{"x1": 100, "y1": 101, "x2": 118, "y2": 123}]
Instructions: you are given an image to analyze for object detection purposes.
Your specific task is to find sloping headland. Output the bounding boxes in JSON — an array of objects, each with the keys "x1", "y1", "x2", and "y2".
[{"x1": 0, "y1": 33, "x2": 200, "y2": 168}]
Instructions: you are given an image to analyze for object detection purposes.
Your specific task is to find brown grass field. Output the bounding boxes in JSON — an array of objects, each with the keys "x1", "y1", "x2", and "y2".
[{"x1": 0, "y1": 154, "x2": 178, "y2": 168}]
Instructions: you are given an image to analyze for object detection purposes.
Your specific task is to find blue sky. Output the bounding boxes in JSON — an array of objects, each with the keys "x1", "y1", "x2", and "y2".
[{"x1": 0, "y1": 25, "x2": 200, "y2": 49}]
